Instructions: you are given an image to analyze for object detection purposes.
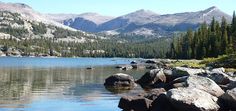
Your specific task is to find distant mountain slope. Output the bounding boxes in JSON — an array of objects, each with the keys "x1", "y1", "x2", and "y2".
[
  {"x1": 55, "y1": 6, "x2": 231, "y2": 36},
  {"x1": 0, "y1": 2, "x2": 74, "y2": 30},
  {"x1": 1, "y1": 11, "x2": 97, "y2": 43},
  {"x1": 0, "y1": 2, "x2": 101, "y2": 43},
  {"x1": 47, "y1": 13, "x2": 114, "y2": 32}
]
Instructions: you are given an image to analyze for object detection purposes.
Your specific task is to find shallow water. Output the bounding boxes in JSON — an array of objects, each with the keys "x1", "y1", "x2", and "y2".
[{"x1": 0, "y1": 57, "x2": 146, "y2": 111}]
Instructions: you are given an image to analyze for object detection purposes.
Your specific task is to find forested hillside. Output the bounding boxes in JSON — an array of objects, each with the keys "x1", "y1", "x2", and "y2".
[
  {"x1": 0, "y1": 37, "x2": 170, "y2": 58},
  {"x1": 167, "y1": 11, "x2": 236, "y2": 59}
]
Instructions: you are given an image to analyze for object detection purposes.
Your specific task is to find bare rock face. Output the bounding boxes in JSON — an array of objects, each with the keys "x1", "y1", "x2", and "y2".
[
  {"x1": 219, "y1": 88, "x2": 236, "y2": 110},
  {"x1": 137, "y1": 69, "x2": 166, "y2": 88},
  {"x1": 166, "y1": 88, "x2": 220, "y2": 111},
  {"x1": 104, "y1": 73, "x2": 136, "y2": 89}
]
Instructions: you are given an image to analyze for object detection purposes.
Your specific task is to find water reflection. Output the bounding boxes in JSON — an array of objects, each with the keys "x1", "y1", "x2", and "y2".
[{"x1": 0, "y1": 67, "x2": 146, "y2": 111}]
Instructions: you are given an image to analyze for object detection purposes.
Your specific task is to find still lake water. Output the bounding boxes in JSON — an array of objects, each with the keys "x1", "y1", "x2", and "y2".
[{"x1": 0, "y1": 57, "x2": 147, "y2": 111}]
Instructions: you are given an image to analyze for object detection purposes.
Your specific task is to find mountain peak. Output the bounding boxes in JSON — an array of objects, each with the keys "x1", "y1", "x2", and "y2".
[
  {"x1": 123, "y1": 9, "x2": 158, "y2": 18},
  {"x1": 203, "y1": 6, "x2": 219, "y2": 13},
  {"x1": 79, "y1": 12, "x2": 100, "y2": 16},
  {"x1": 14, "y1": 3, "x2": 32, "y2": 9},
  {"x1": 77, "y1": 12, "x2": 114, "y2": 25},
  {"x1": 132, "y1": 9, "x2": 158, "y2": 15}
]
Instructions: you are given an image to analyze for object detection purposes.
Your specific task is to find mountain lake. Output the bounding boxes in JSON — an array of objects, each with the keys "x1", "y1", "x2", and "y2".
[{"x1": 0, "y1": 57, "x2": 147, "y2": 111}]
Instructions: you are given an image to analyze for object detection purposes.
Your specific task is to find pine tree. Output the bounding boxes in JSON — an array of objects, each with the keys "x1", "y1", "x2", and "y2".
[{"x1": 232, "y1": 11, "x2": 236, "y2": 53}]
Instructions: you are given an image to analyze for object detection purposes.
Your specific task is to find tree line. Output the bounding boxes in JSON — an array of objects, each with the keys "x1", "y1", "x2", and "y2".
[
  {"x1": 0, "y1": 37, "x2": 171, "y2": 58},
  {"x1": 166, "y1": 11, "x2": 236, "y2": 59}
]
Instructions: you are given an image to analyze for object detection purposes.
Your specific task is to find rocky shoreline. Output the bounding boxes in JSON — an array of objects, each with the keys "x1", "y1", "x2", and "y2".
[{"x1": 104, "y1": 60, "x2": 236, "y2": 111}]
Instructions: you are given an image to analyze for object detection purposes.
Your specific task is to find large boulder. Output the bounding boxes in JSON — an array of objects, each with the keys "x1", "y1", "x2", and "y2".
[
  {"x1": 145, "y1": 59, "x2": 157, "y2": 64},
  {"x1": 104, "y1": 73, "x2": 136, "y2": 89},
  {"x1": 118, "y1": 96, "x2": 152, "y2": 111},
  {"x1": 218, "y1": 88, "x2": 236, "y2": 110},
  {"x1": 138, "y1": 88, "x2": 166, "y2": 100},
  {"x1": 166, "y1": 76, "x2": 189, "y2": 90},
  {"x1": 137, "y1": 69, "x2": 166, "y2": 88},
  {"x1": 166, "y1": 88, "x2": 220, "y2": 111},
  {"x1": 172, "y1": 67, "x2": 205, "y2": 76},
  {"x1": 150, "y1": 94, "x2": 176, "y2": 111},
  {"x1": 227, "y1": 81, "x2": 236, "y2": 90},
  {"x1": 208, "y1": 72, "x2": 231, "y2": 85},
  {"x1": 186, "y1": 76, "x2": 225, "y2": 97},
  {"x1": 167, "y1": 75, "x2": 225, "y2": 97}
]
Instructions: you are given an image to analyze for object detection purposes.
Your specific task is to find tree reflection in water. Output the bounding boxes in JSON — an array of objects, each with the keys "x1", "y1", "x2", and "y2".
[{"x1": 0, "y1": 67, "x2": 146, "y2": 110}]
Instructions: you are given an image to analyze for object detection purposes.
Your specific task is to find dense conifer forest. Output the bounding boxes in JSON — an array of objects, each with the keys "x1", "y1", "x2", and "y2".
[{"x1": 166, "y1": 12, "x2": 236, "y2": 59}]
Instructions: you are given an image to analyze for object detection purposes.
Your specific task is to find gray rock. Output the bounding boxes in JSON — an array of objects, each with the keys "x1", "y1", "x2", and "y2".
[
  {"x1": 130, "y1": 61, "x2": 137, "y2": 64},
  {"x1": 0, "y1": 50, "x2": 6, "y2": 56},
  {"x1": 131, "y1": 64, "x2": 145, "y2": 69},
  {"x1": 225, "y1": 81, "x2": 236, "y2": 90},
  {"x1": 118, "y1": 96, "x2": 152, "y2": 111},
  {"x1": 115, "y1": 65, "x2": 133, "y2": 70},
  {"x1": 86, "y1": 67, "x2": 94, "y2": 70},
  {"x1": 167, "y1": 75, "x2": 225, "y2": 97},
  {"x1": 172, "y1": 67, "x2": 205, "y2": 76},
  {"x1": 219, "y1": 88, "x2": 236, "y2": 110},
  {"x1": 227, "y1": 72, "x2": 236, "y2": 77},
  {"x1": 208, "y1": 72, "x2": 231, "y2": 85},
  {"x1": 211, "y1": 67, "x2": 225, "y2": 73},
  {"x1": 150, "y1": 94, "x2": 176, "y2": 111},
  {"x1": 137, "y1": 69, "x2": 166, "y2": 88},
  {"x1": 145, "y1": 59, "x2": 157, "y2": 64},
  {"x1": 145, "y1": 64, "x2": 159, "y2": 69},
  {"x1": 186, "y1": 76, "x2": 225, "y2": 97},
  {"x1": 138, "y1": 88, "x2": 166, "y2": 100},
  {"x1": 167, "y1": 88, "x2": 220, "y2": 111},
  {"x1": 167, "y1": 76, "x2": 189, "y2": 90},
  {"x1": 104, "y1": 73, "x2": 135, "y2": 88}
]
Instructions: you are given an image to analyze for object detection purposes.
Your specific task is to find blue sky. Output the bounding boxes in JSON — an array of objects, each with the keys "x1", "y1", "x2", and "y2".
[{"x1": 0, "y1": 0, "x2": 235, "y2": 16}]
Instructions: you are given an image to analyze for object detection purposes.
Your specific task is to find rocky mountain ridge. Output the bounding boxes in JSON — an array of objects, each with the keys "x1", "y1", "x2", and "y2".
[{"x1": 53, "y1": 6, "x2": 232, "y2": 36}]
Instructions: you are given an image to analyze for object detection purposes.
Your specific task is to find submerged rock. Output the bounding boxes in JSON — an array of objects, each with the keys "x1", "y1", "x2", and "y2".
[
  {"x1": 167, "y1": 88, "x2": 220, "y2": 111},
  {"x1": 130, "y1": 61, "x2": 137, "y2": 64},
  {"x1": 104, "y1": 73, "x2": 136, "y2": 89},
  {"x1": 86, "y1": 67, "x2": 94, "y2": 70},
  {"x1": 115, "y1": 65, "x2": 133, "y2": 70},
  {"x1": 145, "y1": 59, "x2": 157, "y2": 64},
  {"x1": 131, "y1": 64, "x2": 146, "y2": 69}
]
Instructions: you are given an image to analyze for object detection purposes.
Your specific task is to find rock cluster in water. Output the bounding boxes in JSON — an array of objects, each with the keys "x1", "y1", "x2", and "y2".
[{"x1": 104, "y1": 59, "x2": 236, "y2": 111}]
